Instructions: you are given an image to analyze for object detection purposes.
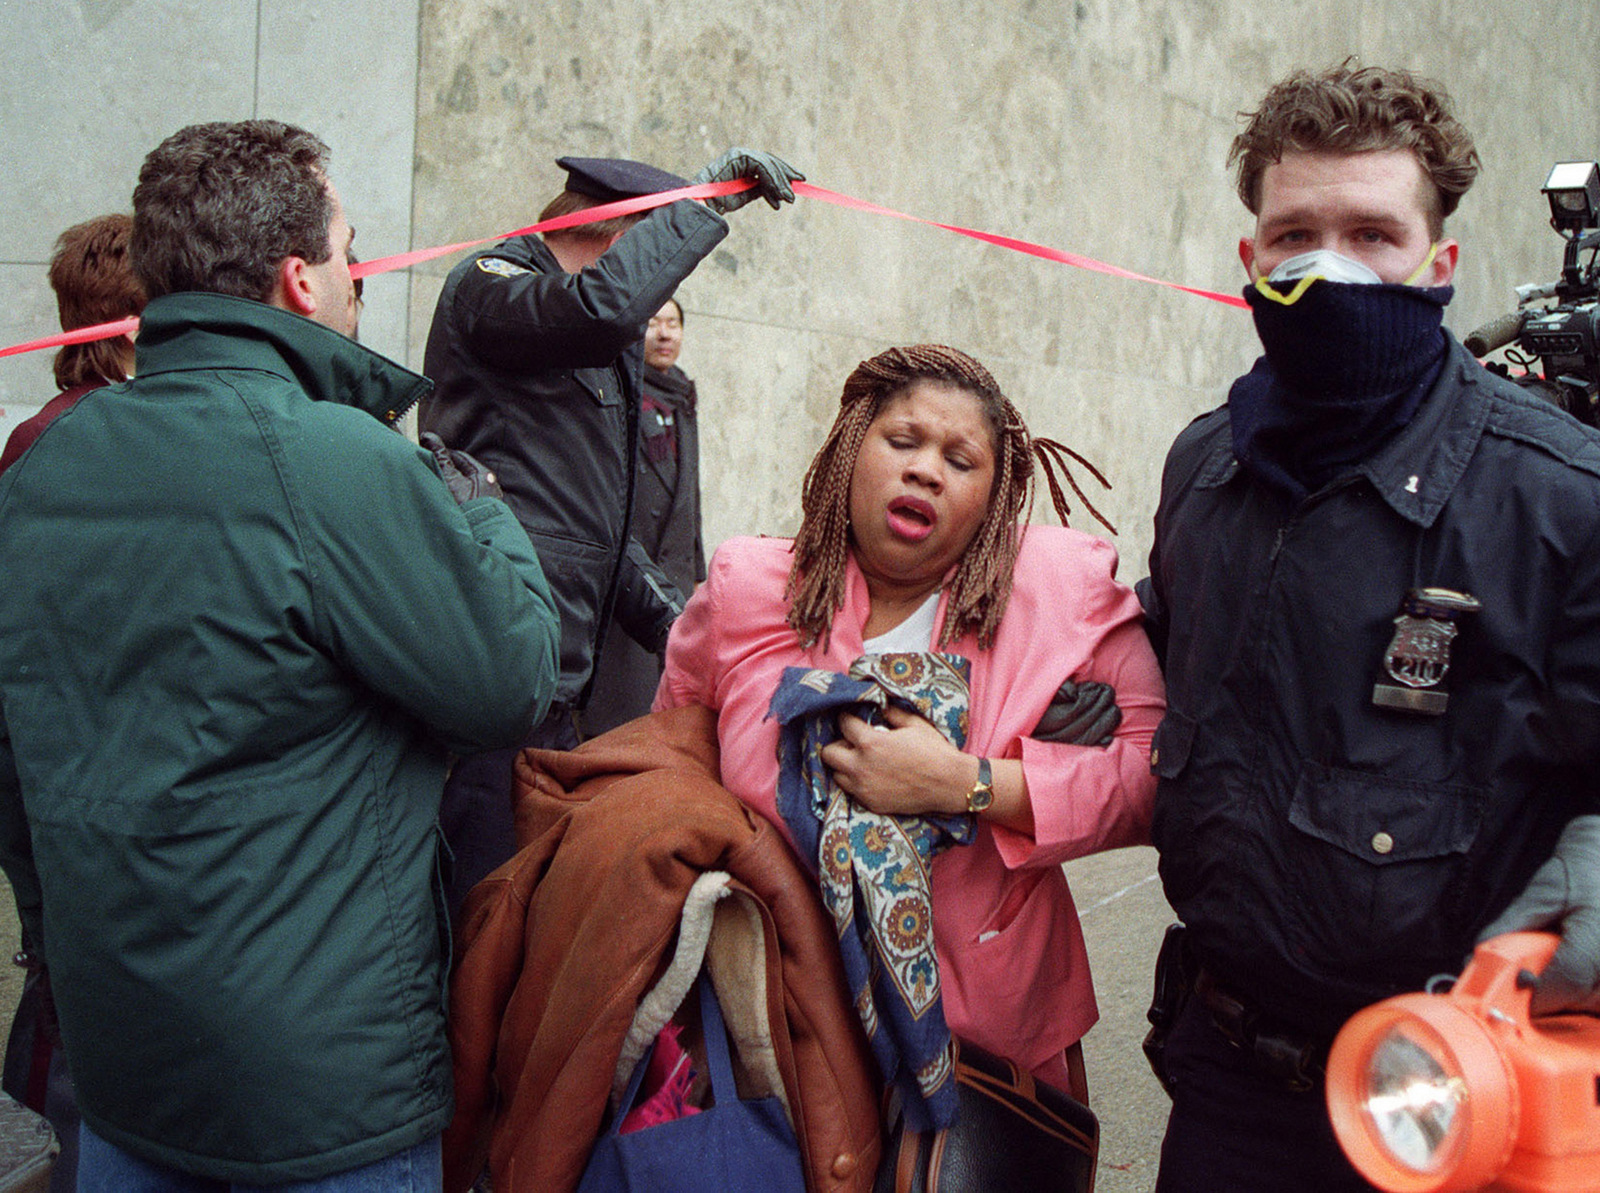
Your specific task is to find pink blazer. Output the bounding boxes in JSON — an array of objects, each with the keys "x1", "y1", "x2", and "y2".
[{"x1": 657, "y1": 527, "x2": 1164, "y2": 1070}]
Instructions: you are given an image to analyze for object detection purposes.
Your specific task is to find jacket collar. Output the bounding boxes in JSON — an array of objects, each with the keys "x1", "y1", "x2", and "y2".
[
  {"x1": 487, "y1": 234, "x2": 559, "y2": 273},
  {"x1": 133, "y1": 292, "x2": 432, "y2": 425},
  {"x1": 644, "y1": 364, "x2": 696, "y2": 407},
  {"x1": 834, "y1": 544, "x2": 984, "y2": 661},
  {"x1": 1200, "y1": 334, "x2": 1488, "y2": 528},
  {"x1": 1352, "y1": 337, "x2": 1488, "y2": 528}
]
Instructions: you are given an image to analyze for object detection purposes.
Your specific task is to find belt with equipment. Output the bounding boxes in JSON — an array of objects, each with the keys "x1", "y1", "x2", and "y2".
[{"x1": 1194, "y1": 969, "x2": 1330, "y2": 1092}]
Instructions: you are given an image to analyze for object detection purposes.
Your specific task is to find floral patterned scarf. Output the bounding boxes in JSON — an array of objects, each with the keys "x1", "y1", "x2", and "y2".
[{"x1": 767, "y1": 651, "x2": 976, "y2": 1131}]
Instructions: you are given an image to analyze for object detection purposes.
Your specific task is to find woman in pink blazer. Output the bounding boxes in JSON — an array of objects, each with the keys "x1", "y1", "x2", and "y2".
[{"x1": 657, "y1": 344, "x2": 1164, "y2": 1104}]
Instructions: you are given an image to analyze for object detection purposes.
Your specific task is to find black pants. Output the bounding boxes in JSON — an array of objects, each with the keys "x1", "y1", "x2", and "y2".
[
  {"x1": 1155, "y1": 992, "x2": 1377, "y2": 1193},
  {"x1": 439, "y1": 705, "x2": 580, "y2": 922}
]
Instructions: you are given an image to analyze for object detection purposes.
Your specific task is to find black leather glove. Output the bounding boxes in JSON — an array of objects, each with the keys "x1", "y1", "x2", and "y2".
[
  {"x1": 1032, "y1": 679, "x2": 1121, "y2": 747},
  {"x1": 419, "y1": 432, "x2": 503, "y2": 503},
  {"x1": 1477, "y1": 814, "x2": 1600, "y2": 1015},
  {"x1": 691, "y1": 148, "x2": 804, "y2": 214}
]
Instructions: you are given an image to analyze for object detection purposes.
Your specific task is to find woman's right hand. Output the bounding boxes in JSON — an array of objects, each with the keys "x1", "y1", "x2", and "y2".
[
  {"x1": 822, "y1": 707, "x2": 971, "y2": 817},
  {"x1": 822, "y1": 708, "x2": 1034, "y2": 834}
]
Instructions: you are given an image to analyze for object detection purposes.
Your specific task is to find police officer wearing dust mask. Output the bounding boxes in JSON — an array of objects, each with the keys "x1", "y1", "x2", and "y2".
[{"x1": 1138, "y1": 61, "x2": 1600, "y2": 1191}]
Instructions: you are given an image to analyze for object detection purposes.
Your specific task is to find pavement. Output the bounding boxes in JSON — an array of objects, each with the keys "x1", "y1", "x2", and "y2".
[
  {"x1": 1063, "y1": 844, "x2": 1176, "y2": 1193},
  {"x1": 0, "y1": 889, "x2": 16, "y2": 1051}
]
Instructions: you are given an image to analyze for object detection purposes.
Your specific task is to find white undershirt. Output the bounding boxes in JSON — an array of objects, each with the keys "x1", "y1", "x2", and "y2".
[{"x1": 862, "y1": 591, "x2": 941, "y2": 654}]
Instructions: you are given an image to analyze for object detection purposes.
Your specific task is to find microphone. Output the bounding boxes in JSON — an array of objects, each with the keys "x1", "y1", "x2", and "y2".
[{"x1": 1464, "y1": 310, "x2": 1526, "y2": 358}]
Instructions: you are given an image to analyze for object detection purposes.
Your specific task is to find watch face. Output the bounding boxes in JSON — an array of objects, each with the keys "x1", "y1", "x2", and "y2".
[{"x1": 967, "y1": 758, "x2": 994, "y2": 814}]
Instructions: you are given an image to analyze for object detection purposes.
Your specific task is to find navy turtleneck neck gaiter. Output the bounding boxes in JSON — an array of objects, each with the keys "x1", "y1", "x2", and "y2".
[{"x1": 1229, "y1": 279, "x2": 1453, "y2": 501}]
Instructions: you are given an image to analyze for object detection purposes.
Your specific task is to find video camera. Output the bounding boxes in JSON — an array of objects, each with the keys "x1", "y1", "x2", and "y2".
[{"x1": 1468, "y1": 162, "x2": 1600, "y2": 426}]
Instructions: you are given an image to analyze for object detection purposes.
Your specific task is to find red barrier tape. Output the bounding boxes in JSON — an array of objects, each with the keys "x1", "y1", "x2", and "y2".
[
  {"x1": 1, "y1": 178, "x2": 1243, "y2": 360},
  {"x1": 791, "y1": 182, "x2": 1248, "y2": 309},
  {"x1": 0, "y1": 317, "x2": 142, "y2": 362},
  {"x1": 346, "y1": 179, "x2": 747, "y2": 279}
]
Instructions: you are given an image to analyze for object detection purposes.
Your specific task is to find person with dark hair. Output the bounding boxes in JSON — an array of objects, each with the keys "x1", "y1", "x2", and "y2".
[
  {"x1": 0, "y1": 214, "x2": 148, "y2": 1193},
  {"x1": 581, "y1": 295, "x2": 705, "y2": 735},
  {"x1": 421, "y1": 147, "x2": 801, "y2": 915},
  {"x1": 657, "y1": 344, "x2": 1164, "y2": 1121},
  {"x1": 0, "y1": 119, "x2": 560, "y2": 1191},
  {"x1": 0, "y1": 214, "x2": 145, "y2": 477},
  {"x1": 1139, "y1": 61, "x2": 1600, "y2": 1191},
  {"x1": 0, "y1": 210, "x2": 149, "y2": 1192}
]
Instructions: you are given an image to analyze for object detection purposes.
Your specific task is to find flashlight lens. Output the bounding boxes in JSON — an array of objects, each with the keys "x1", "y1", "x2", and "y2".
[{"x1": 1362, "y1": 1027, "x2": 1468, "y2": 1173}]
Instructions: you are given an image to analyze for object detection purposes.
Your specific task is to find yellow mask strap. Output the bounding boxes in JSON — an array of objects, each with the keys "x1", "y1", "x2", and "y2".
[
  {"x1": 1253, "y1": 242, "x2": 1442, "y2": 305},
  {"x1": 1252, "y1": 273, "x2": 1319, "y2": 306},
  {"x1": 1402, "y1": 242, "x2": 1441, "y2": 287}
]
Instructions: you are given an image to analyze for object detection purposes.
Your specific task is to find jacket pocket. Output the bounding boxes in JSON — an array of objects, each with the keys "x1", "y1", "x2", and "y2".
[
  {"x1": 1282, "y1": 762, "x2": 1486, "y2": 971},
  {"x1": 973, "y1": 869, "x2": 1050, "y2": 944},
  {"x1": 1149, "y1": 709, "x2": 1196, "y2": 779},
  {"x1": 527, "y1": 532, "x2": 611, "y2": 600},
  {"x1": 572, "y1": 367, "x2": 621, "y2": 407}
]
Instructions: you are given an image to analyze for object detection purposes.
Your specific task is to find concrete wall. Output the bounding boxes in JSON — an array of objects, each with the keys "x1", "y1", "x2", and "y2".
[
  {"x1": 0, "y1": 0, "x2": 421, "y2": 433},
  {"x1": 5, "y1": 2, "x2": 1597, "y2": 572},
  {"x1": 408, "y1": 0, "x2": 1600, "y2": 573}
]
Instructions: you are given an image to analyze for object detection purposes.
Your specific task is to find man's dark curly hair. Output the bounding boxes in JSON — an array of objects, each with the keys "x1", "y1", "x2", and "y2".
[
  {"x1": 1230, "y1": 60, "x2": 1480, "y2": 238},
  {"x1": 132, "y1": 120, "x2": 335, "y2": 301}
]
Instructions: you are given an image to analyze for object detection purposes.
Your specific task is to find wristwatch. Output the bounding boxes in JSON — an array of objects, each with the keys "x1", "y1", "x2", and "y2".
[{"x1": 965, "y1": 758, "x2": 994, "y2": 815}]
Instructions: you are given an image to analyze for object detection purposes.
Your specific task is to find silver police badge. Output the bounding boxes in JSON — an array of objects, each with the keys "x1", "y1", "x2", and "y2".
[{"x1": 1372, "y1": 587, "x2": 1481, "y2": 715}]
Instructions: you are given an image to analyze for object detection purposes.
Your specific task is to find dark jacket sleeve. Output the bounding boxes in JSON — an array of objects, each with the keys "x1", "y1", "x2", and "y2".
[
  {"x1": 612, "y1": 538, "x2": 685, "y2": 655},
  {"x1": 1137, "y1": 411, "x2": 1222, "y2": 669},
  {"x1": 1546, "y1": 506, "x2": 1600, "y2": 792},
  {"x1": 1136, "y1": 466, "x2": 1173, "y2": 668},
  {"x1": 447, "y1": 202, "x2": 728, "y2": 374},
  {"x1": 1134, "y1": 575, "x2": 1166, "y2": 666},
  {"x1": 683, "y1": 381, "x2": 706, "y2": 583}
]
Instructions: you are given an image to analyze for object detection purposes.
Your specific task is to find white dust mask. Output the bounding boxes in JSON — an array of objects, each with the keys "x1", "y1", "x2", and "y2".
[{"x1": 1266, "y1": 249, "x2": 1383, "y2": 287}]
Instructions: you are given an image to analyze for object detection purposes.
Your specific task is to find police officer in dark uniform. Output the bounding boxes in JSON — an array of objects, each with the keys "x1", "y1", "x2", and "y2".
[
  {"x1": 581, "y1": 295, "x2": 705, "y2": 737},
  {"x1": 421, "y1": 148, "x2": 802, "y2": 915},
  {"x1": 1138, "y1": 62, "x2": 1600, "y2": 1191}
]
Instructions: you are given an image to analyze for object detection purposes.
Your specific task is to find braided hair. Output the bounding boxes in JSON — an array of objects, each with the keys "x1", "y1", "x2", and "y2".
[{"x1": 786, "y1": 344, "x2": 1113, "y2": 651}]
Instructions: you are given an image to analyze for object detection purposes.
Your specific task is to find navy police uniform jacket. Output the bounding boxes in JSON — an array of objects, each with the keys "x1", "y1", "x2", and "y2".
[
  {"x1": 1138, "y1": 335, "x2": 1600, "y2": 1038},
  {"x1": 421, "y1": 199, "x2": 727, "y2": 706}
]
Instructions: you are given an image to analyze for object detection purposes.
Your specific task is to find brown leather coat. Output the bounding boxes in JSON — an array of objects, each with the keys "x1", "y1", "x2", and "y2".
[{"x1": 444, "y1": 705, "x2": 882, "y2": 1192}]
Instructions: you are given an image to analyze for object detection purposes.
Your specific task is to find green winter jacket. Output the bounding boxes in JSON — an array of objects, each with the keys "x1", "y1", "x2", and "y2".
[{"x1": 0, "y1": 293, "x2": 559, "y2": 1182}]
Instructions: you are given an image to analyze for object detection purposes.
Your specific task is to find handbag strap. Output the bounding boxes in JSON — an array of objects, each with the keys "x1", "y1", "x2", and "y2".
[
  {"x1": 695, "y1": 968, "x2": 737, "y2": 1099},
  {"x1": 605, "y1": 969, "x2": 734, "y2": 1139},
  {"x1": 606, "y1": 1026, "x2": 661, "y2": 1139}
]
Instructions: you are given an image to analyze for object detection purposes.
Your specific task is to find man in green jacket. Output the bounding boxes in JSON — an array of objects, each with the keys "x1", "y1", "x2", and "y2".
[{"x1": 0, "y1": 120, "x2": 560, "y2": 1190}]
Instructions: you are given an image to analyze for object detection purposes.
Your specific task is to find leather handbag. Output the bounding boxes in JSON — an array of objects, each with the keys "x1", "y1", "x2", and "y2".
[
  {"x1": 873, "y1": 1038, "x2": 1098, "y2": 1193},
  {"x1": 577, "y1": 971, "x2": 806, "y2": 1193}
]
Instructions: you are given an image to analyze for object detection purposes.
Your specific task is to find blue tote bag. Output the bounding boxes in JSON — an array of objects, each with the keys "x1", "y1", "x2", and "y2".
[{"x1": 577, "y1": 970, "x2": 807, "y2": 1192}]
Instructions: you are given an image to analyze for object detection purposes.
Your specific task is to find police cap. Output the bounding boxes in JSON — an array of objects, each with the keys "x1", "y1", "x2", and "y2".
[{"x1": 555, "y1": 157, "x2": 688, "y2": 201}]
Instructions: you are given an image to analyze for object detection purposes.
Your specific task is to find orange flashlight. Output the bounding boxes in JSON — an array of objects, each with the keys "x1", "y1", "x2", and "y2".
[{"x1": 1326, "y1": 931, "x2": 1600, "y2": 1191}]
